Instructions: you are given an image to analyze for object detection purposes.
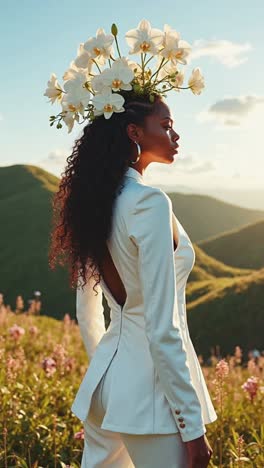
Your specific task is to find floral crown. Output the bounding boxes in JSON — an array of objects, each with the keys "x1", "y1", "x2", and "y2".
[{"x1": 44, "y1": 19, "x2": 205, "y2": 133}]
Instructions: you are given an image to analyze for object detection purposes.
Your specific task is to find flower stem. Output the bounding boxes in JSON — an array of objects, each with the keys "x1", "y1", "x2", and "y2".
[
  {"x1": 144, "y1": 55, "x2": 154, "y2": 67},
  {"x1": 114, "y1": 36, "x2": 122, "y2": 58},
  {"x1": 92, "y1": 59, "x2": 101, "y2": 74},
  {"x1": 151, "y1": 57, "x2": 169, "y2": 83},
  {"x1": 141, "y1": 53, "x2": 145, "y2": 86}
]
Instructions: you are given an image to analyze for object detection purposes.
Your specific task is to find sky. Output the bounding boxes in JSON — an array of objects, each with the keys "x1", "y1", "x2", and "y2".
[{"x1": 0, "y1": 0, "x2": 263, "y2": 208}]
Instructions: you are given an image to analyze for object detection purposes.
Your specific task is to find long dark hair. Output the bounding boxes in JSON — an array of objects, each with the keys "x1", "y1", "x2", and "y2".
[{"x1": 48, "y1": 93, "x2": 162, "y2": 292}]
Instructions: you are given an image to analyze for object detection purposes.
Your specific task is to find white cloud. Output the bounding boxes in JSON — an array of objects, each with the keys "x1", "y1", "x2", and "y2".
[
  {"x1": 197, "y1": 94, "x2": 264, "y2": 127},
  {"x1": 176, "y1": 153, "x2": 216, "y2": 174},
  {"x1": 37, "y1": 148, "x2": 70, "y2": 176},
  {"x1": 190, "y1": 39, "x2": 252, "y2": 68},
  {"x1": 46, "y1": 148, "x2": 69, "y2": 164}
]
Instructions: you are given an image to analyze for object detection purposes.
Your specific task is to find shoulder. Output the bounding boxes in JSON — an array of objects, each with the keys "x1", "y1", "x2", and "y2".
[{"x1": 119, "y1": 178, "x2": 172, "y2": 215}]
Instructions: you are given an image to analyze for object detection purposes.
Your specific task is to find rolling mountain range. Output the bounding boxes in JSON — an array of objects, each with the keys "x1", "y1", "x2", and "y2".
[{"x1": 0, "y1": 164, "x2": 263, "y2": 356}]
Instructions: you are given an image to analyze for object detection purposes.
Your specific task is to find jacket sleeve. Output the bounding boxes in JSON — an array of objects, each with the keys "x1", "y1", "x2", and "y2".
[
  {"x1": 127, "y1": 186, "x2": 206, "y2": 442},
  {"x1": 76, "y1": 265, "x2": 106, "y2": 361}
]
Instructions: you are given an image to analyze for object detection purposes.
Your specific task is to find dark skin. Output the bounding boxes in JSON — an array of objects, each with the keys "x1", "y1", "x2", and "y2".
[{"x1": 101, "y1": 99, "x2": 213, "y2": 467}]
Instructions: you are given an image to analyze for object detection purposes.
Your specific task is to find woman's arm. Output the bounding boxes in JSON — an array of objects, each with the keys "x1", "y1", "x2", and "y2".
[
  {"x1": 127, "y1": 186, "x2": 206, "y2": 443},
  {"x1": 76, "y1": 266, "x2": 106, "y2": 361}
]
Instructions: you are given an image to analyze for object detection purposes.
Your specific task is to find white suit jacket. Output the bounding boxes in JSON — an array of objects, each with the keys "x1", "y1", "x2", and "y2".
[{"x1": 71, "y1": 166, "x2": 217, "y2": 442}]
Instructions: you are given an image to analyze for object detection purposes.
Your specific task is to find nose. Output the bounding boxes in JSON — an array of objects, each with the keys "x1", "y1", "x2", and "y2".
[{"x1": 172, "y1": 130, "x2": 180, "y2": 143}]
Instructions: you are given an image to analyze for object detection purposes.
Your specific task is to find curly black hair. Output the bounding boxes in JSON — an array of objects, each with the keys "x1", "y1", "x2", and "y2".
[{"x1": 48, "y1": 92, "x2": 163, "y2": 293}]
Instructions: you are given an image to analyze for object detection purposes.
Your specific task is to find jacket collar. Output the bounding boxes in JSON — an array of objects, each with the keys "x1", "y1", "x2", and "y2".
[{"x1": 124, "y1": 166, "x2": 145, "y2": 183}]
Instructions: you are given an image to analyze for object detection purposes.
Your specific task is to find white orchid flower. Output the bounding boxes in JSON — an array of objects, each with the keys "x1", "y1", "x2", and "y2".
[
  {"x1": 125, "y1": 19, "x2": 164, "y2": 55},
  {"x1": 158, "y1": 64, "x2": 185, "y2": 91},
  {"x1": 43, "y1": 73, "x2": 63, "y2": 104},
  {"x1": 63, "y1": 61, "x2": 93, "y2": 82},
  {"x1": 83, "y1": 28, "x2": 114, "y2": 66},
  {"x1": 45, "y1": 20, "x2": 206, "y2": 129},
  {"x1": 90, "y1": 74, "x2": 110, "y2": 94},
  {"x1": 63, "y1": 61, "x2": 81, "y2": 81},
  {"x1": 188, "y1": 67, "x2": 205, "y2": 95},
  {"x1": 61, "y1": 108, "x2": 80, "y2": 133},
  {"x1": 97, "y1": 57, "x2": 134, "y2": 92},
  {"x1": 62, "y1": 69, "x2": 91, "y2": 109},
  {"x1": 74, "y1": 43, "x2": 94, "y2": 73},
  {"x1": 160, "y1": 24, "x2": 191, "y2": 65},
  {"x1": 92, "y1": 88, "x2": 125, "y2": 119}
]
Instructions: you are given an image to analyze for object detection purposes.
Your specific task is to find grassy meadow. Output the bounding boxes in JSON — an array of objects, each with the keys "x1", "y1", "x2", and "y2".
[
  {"x1": 0, "y1": 301, "x2": 263, "y2": 468},
  {"x1": 1, "y1": 164, "x2": 263, "y2": 466}
]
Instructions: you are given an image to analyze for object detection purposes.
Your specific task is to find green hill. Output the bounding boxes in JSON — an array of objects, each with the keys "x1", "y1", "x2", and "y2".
[
  {"x1": 187, "y1": 268, "x2": 264, "y2": 358},
  {"x1": 167, "y1": 192, "x2": 264, "y2": 242},
  {"x1": 189, "y1": 244, "x2": 253, "y2": 282},
  {"x1": 0, "y1": 163, "x2": 262, "y2": 327},
  {"x1": 0, "y1": 164, "x2": 75, "y2": 319},
  {"x1": 197, "y1": 219, "x2": 264, "y2": 269}
]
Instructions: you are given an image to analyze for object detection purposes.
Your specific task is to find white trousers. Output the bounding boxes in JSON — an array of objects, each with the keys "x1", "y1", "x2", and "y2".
[{"x1": 81, "y1": 366, "x2": 189, "y2": 468}]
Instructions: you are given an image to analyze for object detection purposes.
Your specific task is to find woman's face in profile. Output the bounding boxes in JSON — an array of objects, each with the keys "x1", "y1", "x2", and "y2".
[{"x1": 142, "y1": 100, "x2": 180, "y2": 163}]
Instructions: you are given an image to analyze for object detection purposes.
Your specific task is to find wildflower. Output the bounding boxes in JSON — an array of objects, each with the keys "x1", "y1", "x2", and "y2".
[
  {"x1": 212, "y1": 358, "x2": 229, "y2": 408},
  {"x1": 241, "y1": 376, "x2": 259, "y2": 402},
  {"x1": 8, "y1": 324, "x2": 25, "y2": 341},
  {"x1": 232, "y1": 434, "x2": 250, "y2": 463},
  {"x1": 74, "y1": 428, "x2": 85, "y2": 440},
  {"x1": 215, "y1": 358, "x2": 229, "y2": 378},
  {"x1": 42, "y1": 357, "x2": 57, "y2": 377},
  {"x1": 6, "y1": 355, "x2": 20, "y2": 380}
]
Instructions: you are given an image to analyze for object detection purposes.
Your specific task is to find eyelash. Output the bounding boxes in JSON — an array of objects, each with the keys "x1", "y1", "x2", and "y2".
[{"x1": 164, "y1": 126, "x2": 172, "y2": 131}]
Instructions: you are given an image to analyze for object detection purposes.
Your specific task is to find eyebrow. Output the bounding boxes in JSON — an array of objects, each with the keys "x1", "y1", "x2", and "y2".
[{"x1": 161, "y1": 117, "x2": 174, "y2": 124}]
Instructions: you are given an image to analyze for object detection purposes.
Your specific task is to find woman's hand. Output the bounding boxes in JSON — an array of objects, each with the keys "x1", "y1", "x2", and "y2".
[{"x1": 185, "y1": 434, "x2": 213, "y2": 468}]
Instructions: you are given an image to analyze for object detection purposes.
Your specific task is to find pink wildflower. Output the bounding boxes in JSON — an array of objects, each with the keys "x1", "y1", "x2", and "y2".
[
  {"x1": 8, "y1": 324, "x2": 25, "y2": 341},
  {"x1": 74, "y1": 428, "x2": 84, "y2": 440},
  {"x1": 215, "y1": 359, "x2": 229, "y2": 378},
  {"x1": 241, "y1": 376, "x2": 259, "y2": 402},
  {"x1": 42, "y1": 357, "x2": 57, "y2": 377},
  {"x1": 6, "y1": 355, "x2": 20, "y2": 380}
]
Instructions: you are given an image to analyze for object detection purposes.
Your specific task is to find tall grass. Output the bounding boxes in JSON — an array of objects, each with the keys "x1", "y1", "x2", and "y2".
[{"x1": 0, "y1": 301, "x2": 263, "y2": 467}]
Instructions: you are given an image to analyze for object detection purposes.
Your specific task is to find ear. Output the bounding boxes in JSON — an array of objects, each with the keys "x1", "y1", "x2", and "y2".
[{"x1": 126, "y1": 123, "x2": 144, "y2": 142}]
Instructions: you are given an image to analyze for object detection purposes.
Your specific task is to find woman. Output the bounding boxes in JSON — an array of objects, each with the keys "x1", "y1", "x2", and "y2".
[{"x1": 49, "y1": 94, "x2": 217, "y2": 467}]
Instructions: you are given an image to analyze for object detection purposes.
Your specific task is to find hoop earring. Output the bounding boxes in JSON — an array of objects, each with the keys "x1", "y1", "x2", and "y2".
[{"x1": 131, "y1": 141, "x2": 141, "y2": 164}]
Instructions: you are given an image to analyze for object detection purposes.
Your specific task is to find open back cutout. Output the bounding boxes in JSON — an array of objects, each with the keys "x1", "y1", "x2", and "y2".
[{"x1": 101, "y1": 213, "x2": 180, "y2": 308}]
